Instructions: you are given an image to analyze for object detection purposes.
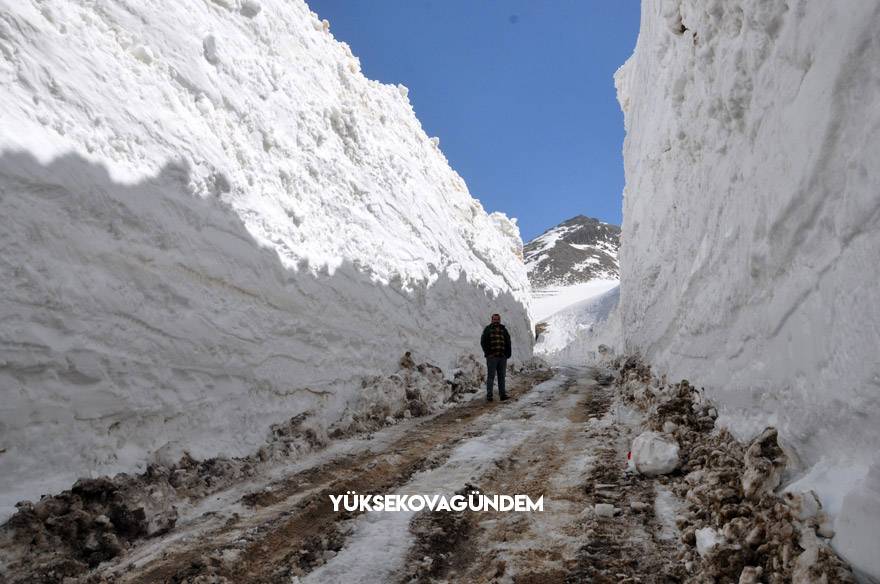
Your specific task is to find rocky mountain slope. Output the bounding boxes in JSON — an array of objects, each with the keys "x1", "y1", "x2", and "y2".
[{"x1": 524, "y1": 215, "x2": 620, "y2": 289}]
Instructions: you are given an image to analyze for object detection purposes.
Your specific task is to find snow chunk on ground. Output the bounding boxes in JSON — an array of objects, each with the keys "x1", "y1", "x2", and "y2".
[
  {"x1": 653, "y1": 484, "x2": 683, "y2": 542},
  {"x1": 695, "y1": 527, "x2": 723, "y2": 558},
  {"x1": 631, "y1": 431, "x2": 680, "y2": 476},
  {"x1": 593, "y1": 503, "x2": 617, "y2": 517}
]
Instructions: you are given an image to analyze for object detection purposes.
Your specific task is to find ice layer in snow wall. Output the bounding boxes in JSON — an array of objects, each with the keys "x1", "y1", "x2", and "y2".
[
  {"x1": 615, "y1": 1, "x2": 879, "y2": 577},
  {"x1": 0, "y1": 0, "x2": 532, "y2": 522}
]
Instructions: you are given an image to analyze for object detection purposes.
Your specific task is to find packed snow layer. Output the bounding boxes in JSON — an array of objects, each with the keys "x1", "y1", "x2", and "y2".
[
  {"x1": 616, "y1": 0, "x2": 880, "y2": 576},
  {"x1": 535, "y1": 285, "x2": 620, "y2": 365},
  {"x1": 0, "y1": 0, "x2": 532, "y2": 521}
]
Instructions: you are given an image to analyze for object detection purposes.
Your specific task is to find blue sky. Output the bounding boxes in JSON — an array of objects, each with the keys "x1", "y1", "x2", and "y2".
[{"x1": 307, "y1": 1, "x2": 641, "y2": 242}]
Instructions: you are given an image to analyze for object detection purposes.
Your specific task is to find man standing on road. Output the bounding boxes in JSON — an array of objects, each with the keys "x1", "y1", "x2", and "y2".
[{"x1": 480, "y1": 313, "x2": 512, "y2": 402}]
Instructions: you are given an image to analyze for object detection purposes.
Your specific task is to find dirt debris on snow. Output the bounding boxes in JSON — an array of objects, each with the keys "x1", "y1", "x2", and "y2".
[
  {"x1": 611, "y1": 355, "x2": 855, "y2": 584},
  {"x1": 331, "y1": 353, "x2": 489, "y2": 438},
  {"x1": 0, "y1": 367, "x2": 552, "y2": 584},
  {"x1": 146, "y1": 370, "x2": 549, "y2": 584},
  {"x1": 2, "y1": 355, "x2": 857, "y2": 584},
  {"x1": 0, "y1": 353, "x2": 514, "y2": 584},
  {"x1": 433, "y1": 373, "x2": 685, "y2": 584}
]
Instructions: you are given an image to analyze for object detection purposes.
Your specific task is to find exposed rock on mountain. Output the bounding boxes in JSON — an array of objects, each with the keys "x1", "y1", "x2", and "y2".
[{"x1": 524, "y1": 215, "x2": 620, "y2": 288}]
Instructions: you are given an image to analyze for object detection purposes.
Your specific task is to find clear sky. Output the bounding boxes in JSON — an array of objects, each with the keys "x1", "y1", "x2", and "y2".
[{"x1": 307, "y1": 1, "x2": 641, "y2": 242}]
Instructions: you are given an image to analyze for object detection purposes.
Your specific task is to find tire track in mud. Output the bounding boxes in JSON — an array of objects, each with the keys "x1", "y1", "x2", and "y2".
[
  {"x1": 396, "y1": 373, "x2": 588, "y2": 583},
  {"x1": 567, "y1": 388, "x2": 684, "y2": 584},
  {"x1": 300, "y1": 372, "x2": 574, "y2": 583},
  {"x1": 94, "y1": 369, "x2": 554, "y2": 584},
  {"x1": 410, "y1": 371, "x2": 684, "y2": 584}
]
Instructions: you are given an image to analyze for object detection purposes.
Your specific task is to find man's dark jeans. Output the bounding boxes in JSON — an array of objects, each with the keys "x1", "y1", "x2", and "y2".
[{"x1": 486, "y1": 357, "x2": 507, "y2": 399}]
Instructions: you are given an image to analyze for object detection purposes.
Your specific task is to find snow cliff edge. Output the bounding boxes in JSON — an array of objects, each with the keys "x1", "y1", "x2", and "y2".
[{"x1": 616, "y1": 1, "x2": 880, "y2": 578}]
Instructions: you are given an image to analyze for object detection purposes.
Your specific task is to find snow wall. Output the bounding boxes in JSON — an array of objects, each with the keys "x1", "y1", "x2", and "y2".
[
  {"x1": 616, "y1": 1, "x2": 880, "y2": 577},
  {"x1": 0, "y1": 0, "x2": 533, "y2": 522}
]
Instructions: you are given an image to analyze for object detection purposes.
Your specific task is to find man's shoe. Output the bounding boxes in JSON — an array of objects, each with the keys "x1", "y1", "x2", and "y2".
[
  {"x1": 499, "y1": 394, "x2": 509, "y2": 401},
  {"x1": 486, "y1": 395, "x2": 494, "y2": 402}
]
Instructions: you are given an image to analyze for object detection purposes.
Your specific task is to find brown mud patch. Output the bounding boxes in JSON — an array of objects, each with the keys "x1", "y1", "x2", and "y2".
[{"x1": 48, "y1": 369, "x2": 553, "y2": 584}]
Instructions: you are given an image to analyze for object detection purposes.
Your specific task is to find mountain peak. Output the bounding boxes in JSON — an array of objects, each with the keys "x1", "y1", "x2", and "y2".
[{"x1": 524, "y1": 215, "x2": 620, "y2": 288}]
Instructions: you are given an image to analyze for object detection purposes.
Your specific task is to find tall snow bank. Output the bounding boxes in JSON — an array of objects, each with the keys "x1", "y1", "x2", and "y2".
[
  {"x1": 616, "y1": 1, "x2": 880, "y2": 577},
  {"x1": 0, "y1": 0, "x2": 532, "y2": 521}
]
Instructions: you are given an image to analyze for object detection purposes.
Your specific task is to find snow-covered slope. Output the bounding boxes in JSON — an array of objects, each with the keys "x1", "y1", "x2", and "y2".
[
  {"x1": 616, "y1": 1, "x2": 880, "y2": 578},
  {"x1": 534, "y1": 286, "x2": 619, "y2": 365},
  {"x1": 525, "y1": 215, "x2": 619, "y2": 323},
  {"x1": 0, "y1": 0, "x2": 532, "y2": 522},
  {"x1": 530, "y1": 280, "x2": 620, "y2": 324}
]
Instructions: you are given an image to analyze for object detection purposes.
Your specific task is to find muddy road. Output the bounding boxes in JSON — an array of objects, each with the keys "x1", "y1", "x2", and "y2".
[{"x1": 6, "y1": 367, "x2": 694, "y2": 583}]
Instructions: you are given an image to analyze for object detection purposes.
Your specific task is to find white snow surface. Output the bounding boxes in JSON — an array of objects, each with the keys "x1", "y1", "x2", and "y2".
[
  {"x1": 616, "y1": 0, "x2": 880, "y2": 577},
  {"x1": 535, "y1": 285, "x2": 620, "y2": 365},
  {"x1": 530, "y1": 279, "x2": 619, "y2": 323},
  {"x1": 0, "y1": 0, "x2": 532, "y2": 521}
]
